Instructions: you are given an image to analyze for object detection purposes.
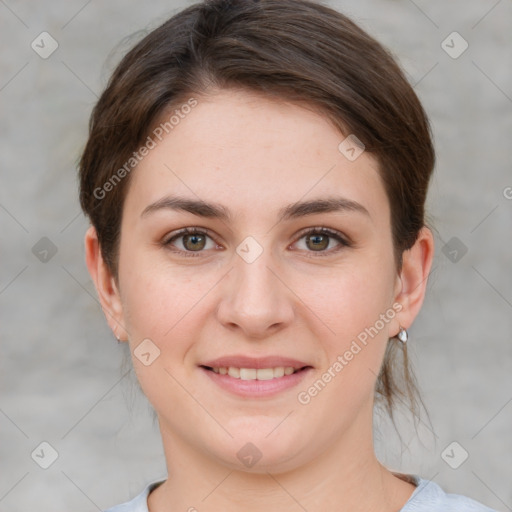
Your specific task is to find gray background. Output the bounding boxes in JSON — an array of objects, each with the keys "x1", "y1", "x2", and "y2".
[{"x1": 1, "y1": 0, "x2": 511, "y2": 510}]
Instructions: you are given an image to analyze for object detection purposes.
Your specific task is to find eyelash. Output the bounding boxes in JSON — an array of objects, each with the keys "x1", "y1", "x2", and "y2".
[{"x1": 163, "y1": 226, "x2": 351, "y2": 258}]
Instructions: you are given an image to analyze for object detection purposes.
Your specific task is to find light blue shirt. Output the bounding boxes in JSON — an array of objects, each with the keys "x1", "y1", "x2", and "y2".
[{"x1": 103, "y1": 475, "x2": 498, "y2": 511}]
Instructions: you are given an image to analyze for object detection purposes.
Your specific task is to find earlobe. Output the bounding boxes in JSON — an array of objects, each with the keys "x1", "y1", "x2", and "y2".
[
  {"x1": 84, "y1": 226, "x2": 129, "y2": 341},
  {"x1": 392, "y1": 226, "x2": 435, "y2": 337}
]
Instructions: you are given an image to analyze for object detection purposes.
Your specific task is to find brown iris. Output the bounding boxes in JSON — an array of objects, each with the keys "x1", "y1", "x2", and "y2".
[
  {"x1": 306, "y1": 233, "x2": 329, "y2": 251},
  {"x1": 183, "y1": 233, "x2": 207, "y2": 251}
]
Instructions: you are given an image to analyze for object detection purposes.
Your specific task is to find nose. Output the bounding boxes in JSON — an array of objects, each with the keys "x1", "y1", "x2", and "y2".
[{"x1": 216, "y1": 247, "x2": 295, "y2": 339}]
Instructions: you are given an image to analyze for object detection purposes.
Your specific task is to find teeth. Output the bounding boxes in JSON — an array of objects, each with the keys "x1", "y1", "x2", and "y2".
[
  {"x1": 255, "y1": 368, "x2": 274, "y2": 381},
  {"x1": 273, "y1": 366, "x2": 285, "y2": 378},
  {"x1": 212, "y1": 366, "x2": 299, "y2": 380},
  {"x1": 240, "y1": 368, "x2": 257, "y2": 380},
  {"x1": 228, "y1": 367, "x2": 240, "y2": 378}
]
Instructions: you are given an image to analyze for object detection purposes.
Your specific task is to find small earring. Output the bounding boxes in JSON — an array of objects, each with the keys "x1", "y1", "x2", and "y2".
[{"x1": 397, "y1": 326, "x2": 408, "y2": 344}]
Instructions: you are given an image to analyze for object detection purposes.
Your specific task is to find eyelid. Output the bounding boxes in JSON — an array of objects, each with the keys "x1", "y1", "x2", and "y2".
[
  {"x1": 293, "y1": 226, "x2": 351, "y2": 245},
  {"x1": 290, "y1": 226, "x2": 352, "y2": 256},
  {"x1": 162, "y1": 226, "x2": 217, "y2": 245}
]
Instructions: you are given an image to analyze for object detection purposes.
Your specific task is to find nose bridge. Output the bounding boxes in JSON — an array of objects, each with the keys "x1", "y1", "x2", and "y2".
[
  {"x1": 237, "y1": 250, "x2": 274, "y2": 301},
  {"x1": 233, "y1": 244, "x2": 280, "y2": 314},
  {"x1": 217, "y1": 237, "x2": 294, "y2": 335}
]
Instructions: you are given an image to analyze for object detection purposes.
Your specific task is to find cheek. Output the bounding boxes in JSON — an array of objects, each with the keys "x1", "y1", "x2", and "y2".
[
  {"x1": 121, "y1": 267, "x2": 205, "y2": 341},
  {"x1": 304, "y1": 258, "x2": 395, "y2": 341},
  {"x1": 118, "y1": 263, "x2": 211, "y2": 409},
  {"x1": 118, "y1": 244, "x2": 224, "y2": 360},
  {"x1": 298, "y1": 258, "x2": 395, "y2": 400}
]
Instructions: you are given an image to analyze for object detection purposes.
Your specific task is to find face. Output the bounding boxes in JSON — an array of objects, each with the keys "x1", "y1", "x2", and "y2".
[{"x1": 107, "y1": 89, "x2": 407, "y2": 472}]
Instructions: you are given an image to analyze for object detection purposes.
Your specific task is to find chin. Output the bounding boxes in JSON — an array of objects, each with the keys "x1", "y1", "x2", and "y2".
[{"x1": 206, "y1": 420, "x2": 311, "y2": 474}]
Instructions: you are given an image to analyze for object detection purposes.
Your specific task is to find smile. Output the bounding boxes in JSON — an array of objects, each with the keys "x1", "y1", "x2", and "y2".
[
  {"x1": 205, "y1": 366, "x2": 302, "y2": 380},
  {"x1": 199, "y1": 356, "x2": 313, "y2": 398}
]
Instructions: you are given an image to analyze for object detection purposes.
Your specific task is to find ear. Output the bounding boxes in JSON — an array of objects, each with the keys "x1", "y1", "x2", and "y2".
[
  {"x1": 392, "y1": 226, "x2": 435, "y2": 336},
  {"x1": 84, "y1": 226, "x2": 129, "y2": 342}
]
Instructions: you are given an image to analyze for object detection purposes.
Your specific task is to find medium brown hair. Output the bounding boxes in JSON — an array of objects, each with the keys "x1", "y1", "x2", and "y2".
[{"x1": 79, "y1": 0, "x2": 435, "y2": 420}]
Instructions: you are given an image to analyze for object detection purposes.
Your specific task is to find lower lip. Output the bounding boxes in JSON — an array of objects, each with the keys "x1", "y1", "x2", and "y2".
[{"x1": 200, "y1": 367, "x2": 312, "y2": 398}]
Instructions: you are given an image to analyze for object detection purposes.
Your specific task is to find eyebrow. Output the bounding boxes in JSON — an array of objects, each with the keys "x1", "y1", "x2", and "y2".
[{"x1": 140, "y1": 195, "x2": 370, "y2": 222}]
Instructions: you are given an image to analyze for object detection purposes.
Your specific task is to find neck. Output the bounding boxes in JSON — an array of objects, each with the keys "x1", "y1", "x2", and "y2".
[{"x1": 148, "y1": 410, "x2": 415, "y2": 512}]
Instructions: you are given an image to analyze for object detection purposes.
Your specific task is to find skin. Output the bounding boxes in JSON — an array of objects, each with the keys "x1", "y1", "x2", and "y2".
[{"x1": 86, "y1": 88, "x2": 434, "y2": 512}]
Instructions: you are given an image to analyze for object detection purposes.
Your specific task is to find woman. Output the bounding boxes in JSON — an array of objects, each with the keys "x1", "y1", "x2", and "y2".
[{"x1": 79, "y1": 0, "x2": 497, "y2": 510}]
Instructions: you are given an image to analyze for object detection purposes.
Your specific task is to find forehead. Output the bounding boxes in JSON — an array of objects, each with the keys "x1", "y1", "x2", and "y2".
[{"x1": 125, "y1": 88, "x2": 388, "y2": 223}]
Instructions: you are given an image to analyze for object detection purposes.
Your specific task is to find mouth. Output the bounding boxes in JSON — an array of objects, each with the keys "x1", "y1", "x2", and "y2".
[
  {"x1": 199, "y1": 356, "x2": 313, "y2": 397},
  {"x1": 200, "y1": 365, "x2": 309, "y2": 380}
]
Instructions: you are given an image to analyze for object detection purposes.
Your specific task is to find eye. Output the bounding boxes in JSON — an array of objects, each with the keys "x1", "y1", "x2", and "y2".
[
  {"x1": 163, "y1": 226, "x2": 351, "y2": 258},
  {"x1": 293, "y1": 227, "x2": 350, "y2": 255},
  {"x1": 163, "y1": 227, "x2": 219, "y2": 256}
]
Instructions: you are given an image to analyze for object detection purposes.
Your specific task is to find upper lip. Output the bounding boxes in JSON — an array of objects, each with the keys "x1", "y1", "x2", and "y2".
[{"x1": 201, "y1": 355, "x2": 311, "y2": 369}]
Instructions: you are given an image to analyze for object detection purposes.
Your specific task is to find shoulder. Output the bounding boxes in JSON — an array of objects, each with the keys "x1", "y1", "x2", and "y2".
[
  {"x1": 103, "y1": 480, "x2": 165, "y2": 512},
  {"x1": 102, "y1": 476, "x2": 498, "y2": 512},
  {"x1": 402, "y1": 476, "x2": 498, "y2": 512}
]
